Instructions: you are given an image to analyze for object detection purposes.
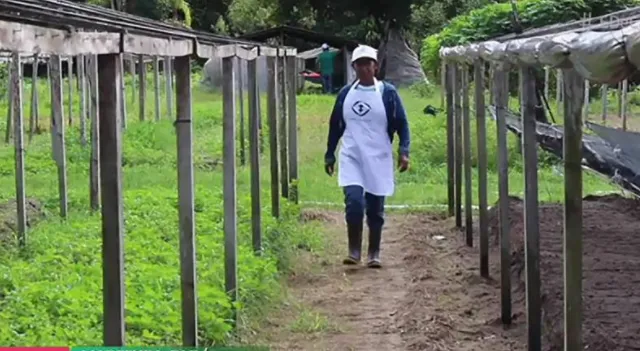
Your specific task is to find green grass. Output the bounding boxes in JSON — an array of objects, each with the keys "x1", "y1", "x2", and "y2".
[{"x1": 0, "y1": 64, "x2": 620, "y2": 347}]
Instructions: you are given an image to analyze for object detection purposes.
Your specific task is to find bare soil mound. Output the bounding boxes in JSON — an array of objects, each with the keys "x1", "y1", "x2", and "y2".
[
  {"x1": 488, "y1": 194, "x2": 640, "y2": 351},
  {"x1": 0, "y1": 197, "x2": 45, "y2": 246}
]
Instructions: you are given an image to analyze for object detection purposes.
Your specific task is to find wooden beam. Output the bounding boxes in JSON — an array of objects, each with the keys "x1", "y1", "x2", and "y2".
[
  {"x1": 601, "y1": 84, "x2": 608, "y2": 121},
  {"x1": 462, "y1": 64, "x2": 472, "y2": 247},
  {"x1": 6, "y1": 61, "x2": 14, "y2": 144},
  {"x1": 67, "y1": 57, "x2": 74, "y2": 126},
  {"x1": 454, "y1": 65, "x2": 462, "y2": 228},
  {"x1": 123, "y1": 34, "x2": 193, "y2": 57},
  {"x1": 267, "y1": 56, "x2": 280, "y2": 218},
  {"x1": 196, "y1": 43, "x2": 259, "y2": 60},
  {"x1": 278, "y1": 55, "x2": 289, "y2": 199},
  {"x1": 494, "y1": 64, "x2": 512, "y2": 326},
  {"x1": 174, "y1": 55, "x2": 198, "y2": 346},
  {"x1": 118, "y1": 54, "x2": 127, "y2": 130},
  {"x1": 556, "y1": 70, "x2": 563, "y2": 118},
  {"x1": 0, "y1": 20, "x2": 120, "y2": 55},
  {"x1": 621, "y1": 79, "x2": 628, "y2": 130},
  {"x1": 286, "y1": 55, "x2": 299, "y2": 203},
  {"x1": 88, "y1": 55, "x2": 101, "y2": 211},
  {"x1": 222, "y1": 56, "x2": 238, "y2": 305},
  {"x1": 29, "y1": 53, "x2": 40, "y2": 143},
  {"x1": 10, "y1": 52, "x2": 26, "y2": 247},
  {"x1": 521, "y1": 65, "x2": 541, "y2": 351},
  {"x1": 97, "y1": 53, "x2": 125, "y2": 346},
  {"x1": 237, "y1": 57, "x2": 246, "y2": 166},
  {"x1": 165, "y1": 56, "x2": 174, "y2": 120},
  {"x1": 563, "y1": 68, "x2": 584, "y2": 351},
  {"x1": 248, "y1": 57, "x2": 262, "y2": 254},
  {"x1": 49, "y1": 55, "x2": 69, "y2": 218},
  {"x1": 446, "y1": 64, "x2": 454, "y2": 217},
  {"x1": 138, "y1": 54, "x2": 146, "y2": 121},
  {"x1": 79, "y1": 54, "x2": 88, "y2": 145},
  {"x1": 474, "y1": 61, "x2": 489, "y2": 277},
  {"x1": 154, "y1": 56, "x2": 161, "y2": 122}
]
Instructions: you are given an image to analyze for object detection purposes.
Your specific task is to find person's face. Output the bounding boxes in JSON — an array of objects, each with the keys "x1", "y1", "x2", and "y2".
[{"x1": 353, "y1": 58, "x2": 377, "y2": 80}]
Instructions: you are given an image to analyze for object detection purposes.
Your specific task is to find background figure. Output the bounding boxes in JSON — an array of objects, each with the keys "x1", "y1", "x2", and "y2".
[{"x1": 318, "y1": 43, "x2": 336, "y2": 93}]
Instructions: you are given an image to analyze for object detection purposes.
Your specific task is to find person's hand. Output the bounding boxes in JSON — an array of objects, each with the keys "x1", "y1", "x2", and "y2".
[
  {"x1": 325, "y1": 163, "x2": 334, "y2": 176},
  {"x1": 325, "y1": 154, "x2": 336, "y2": 176},
  {"x1": 398, "y1": 154, "x2": 409, "y2": 172}
]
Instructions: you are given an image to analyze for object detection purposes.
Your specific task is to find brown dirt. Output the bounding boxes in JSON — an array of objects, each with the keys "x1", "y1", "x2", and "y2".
[
  {"x1": 0, "y1": 197, "x2": 45, "y2": 247},
  {"x1": 488, "y1": 194, "x2": 640, "y2": 351},
  {"x1": 253, "y1": 209, "x2": 527, "y2": 351}
]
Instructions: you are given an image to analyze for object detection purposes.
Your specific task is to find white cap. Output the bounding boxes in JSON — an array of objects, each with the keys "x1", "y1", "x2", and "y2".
[
  {"x1": 321, "y1": 43, "x2": 329, "y2": 50},
  {"x1": 351, "y1": 45, "x2": 377, "y2": 63}
]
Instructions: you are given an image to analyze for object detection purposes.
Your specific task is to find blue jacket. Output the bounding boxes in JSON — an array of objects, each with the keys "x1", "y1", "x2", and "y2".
[{"x1": 324, "y1": 81, "x2": 411, "y2": 165}]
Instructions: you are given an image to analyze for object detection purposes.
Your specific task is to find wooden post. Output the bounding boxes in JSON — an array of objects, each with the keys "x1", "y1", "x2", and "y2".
[
  {"x1": 601, "y1": 84, "x2": 608, "y2": 122},
  {"x1": 165, "y1": 56, "x2": 174, "y2": 120},
  {"x1": 248, "y1": 57, "x2": 262, "y2": 253},
  {"x1": 440, "y1": 60, "x2": 446, "y2": 109},
  {"x1": 494, "y1": 65, "x2": 512, "y2": 325},
  {"x1": 556, "y1": 69, "x2": 563, "y2": 118},
  {"x1": 11, "y1": 52, "x2": 26, "y2": 247},
  {"x1": 521, "y1": 65, "x2": 541, "y2": 351},
  {"x1": 278, "y1": 53, "x2": 289, "y2": 199},
  {"x1": 154, "y1": 56, "x2": 161, "y2": 122},
  {"x1": 79, "y1": 54, "x2": 87, "y2": 145},
  {"x1": 174, "y1": 55, "x2": 198, "y2": 346},
  {"x1": 6, "y1": 61, "x2": 13, "y2": 144},
  {"x1": 89, "y1": 55, "x2": 101, "y2": 211},
  {"x1": 454, "y1": 64, "x2": 462, "y2": 228},
  {"x1": 617, "y1": 82, "x2": 623, "y2": 122},
  {"x1": 266, "y1": 56, "x2": 280, "y2": 218},
  {"x1": 286, "y1": 55, "x2": 299, "y2": 203},
  {"x1": 543, "y1": 67, "x2": 549, "y2": 101},
  {"x1": 118, "y1": 54, "x2": 127, "y2": 130},
  {"x1": 462, "y1": 65, "x2": 473, "y2": 247},
  {"x1": 446, "y1": 63, "x2": 455, "y2": 217},
  {"x1": 67, "y1": 57, "x2": 73, "y2": 126},
  {"x1": 562, "y1": 68, "x2": 584, "y2": 351},
  {"x1": 582, "y1": 79, "x2": 590, "y2": 120},
  {"x1": 50, "y1": 55, "x2": 69, "y2": 218},
  {"x1": 474, "y1": 61, "x2": 489, "y2": 277},
  {"x1": 129, "y1": 56, "x2": 136, "y2": 111},
  {"x1": 222, "y1": 55, "x2": 238, "y2": 306},
  {"x1": 621, "y1": 79, "x2": 628, "y2": 131},
  {"x1": 138, "y1": 54, "x2": 146, "y2": 121},
  {"x1": 29, "y1": 53, "x2": 40, "y2": 142},
  {"x1": 97, "y1": 53, "x2": 125, "y2": 346},
  {"x1": 237, "y1": 57, "x2": 246, "y2": 166}
]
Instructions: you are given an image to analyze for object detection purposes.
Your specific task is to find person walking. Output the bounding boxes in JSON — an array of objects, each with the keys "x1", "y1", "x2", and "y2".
[
  {"x1": 324, "y1": 44, "x2": 410, "y2": 268},
  {"x1": 318, "y1": 43, "x2": 336, "y2": 93}
]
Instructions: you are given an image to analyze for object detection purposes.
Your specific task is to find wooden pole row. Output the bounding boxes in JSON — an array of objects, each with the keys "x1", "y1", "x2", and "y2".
[
  {"x1": 445, "y1": 61, "x2": 586, "y2": 351},
  {"x1": 2, "y1": 48, "x2": 299, "y2": 345}
]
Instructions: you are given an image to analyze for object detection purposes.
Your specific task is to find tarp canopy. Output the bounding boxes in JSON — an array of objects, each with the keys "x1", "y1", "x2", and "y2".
[
  {"x1": 487, "y1": 106, "x2": 640, "y2": 196},
  {"x1": 440, "y1": 20, "x2": 640, "y2": 85},
  {"x1": 378, "y1": 28, "x2": 428, "y2": 88}
]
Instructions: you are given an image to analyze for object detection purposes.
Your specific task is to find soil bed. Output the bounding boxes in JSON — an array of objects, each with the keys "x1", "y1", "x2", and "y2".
[{"x1": 488, "y1": 194, "x2": 640, "y2": 351}]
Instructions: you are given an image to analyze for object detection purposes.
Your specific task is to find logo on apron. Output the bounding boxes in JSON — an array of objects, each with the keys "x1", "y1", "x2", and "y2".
[{"x1": 351, "y1": 101, "x2": 371, "y2": 117}]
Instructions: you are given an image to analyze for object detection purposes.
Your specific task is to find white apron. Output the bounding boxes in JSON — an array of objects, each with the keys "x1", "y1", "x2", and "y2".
[{"x1": 338, "y1": 79, "x2": 395, "y2": 196}]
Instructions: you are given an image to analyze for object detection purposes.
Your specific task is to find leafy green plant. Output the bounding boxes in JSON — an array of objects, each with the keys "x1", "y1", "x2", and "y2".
[{"x1": 408, "y1": 80, "x2": 435, "y2": 98}]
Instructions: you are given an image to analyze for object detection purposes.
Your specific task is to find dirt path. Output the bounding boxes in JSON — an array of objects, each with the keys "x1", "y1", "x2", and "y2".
[{"x1": 253, "y1": 209, "x2": 527, "y2": 351}]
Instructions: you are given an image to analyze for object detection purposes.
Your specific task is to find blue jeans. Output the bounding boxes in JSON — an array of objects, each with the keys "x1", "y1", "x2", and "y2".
[
  {"x1": 322, "y1": 74, "x2": 333, "y2": 93},
  {"x1": 343, "y1": 185, "x2": 385, "y2": 230}
]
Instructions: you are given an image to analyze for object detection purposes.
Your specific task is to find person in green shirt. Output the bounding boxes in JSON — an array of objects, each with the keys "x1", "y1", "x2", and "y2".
[{"x1": 318, "y1": 43, "x2": 337, "y2": 93}]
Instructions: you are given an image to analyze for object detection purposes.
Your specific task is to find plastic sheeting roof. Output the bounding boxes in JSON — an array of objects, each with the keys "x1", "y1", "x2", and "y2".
[{"x1": 439, "y1": 21, "x2": 640, "y2": 85}]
